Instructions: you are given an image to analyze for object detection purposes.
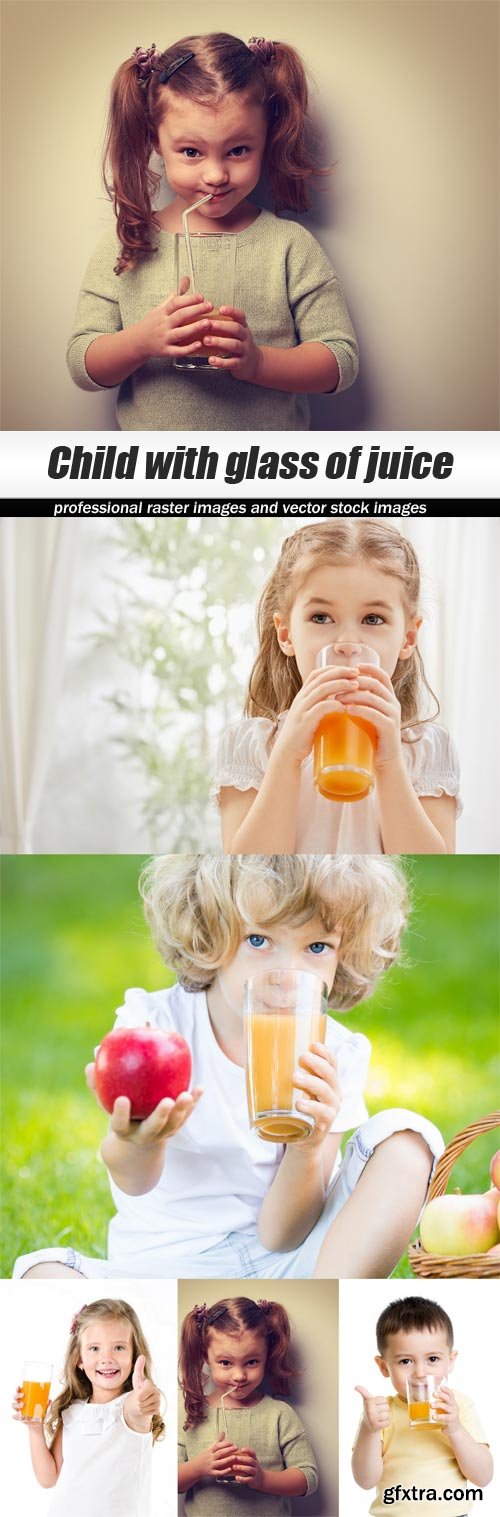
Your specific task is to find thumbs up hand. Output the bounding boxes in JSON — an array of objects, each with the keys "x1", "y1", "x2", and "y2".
[
  {"x1": 355, "y1": 1385, "x2": 391, "y2": 1433},
  {"x1": 128, "y1": 1355, "x2": 161, "y2": 1421}
]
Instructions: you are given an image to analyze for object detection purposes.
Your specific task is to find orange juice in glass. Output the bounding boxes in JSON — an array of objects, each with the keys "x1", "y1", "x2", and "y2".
[
  {"x1": 406, "y1": 1375, "x2": 445, "y2": 1427},
  {"x1": 313, "y1": 642, "x2": 380, "y2": 802},
  {"x1": 244, "y1": 970, "x2": 328, "y2": 1142},
  {"x1": 21, "y1": 1360, "x2": 52, "y2": 1422}
]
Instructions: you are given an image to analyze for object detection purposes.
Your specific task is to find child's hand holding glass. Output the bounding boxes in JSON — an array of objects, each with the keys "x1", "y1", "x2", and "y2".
[
  {"x1": 293, "y1": 1042, "x2": 341, "y2": 1148},
  {"x1": 432, "y1": 1383, "x2": 460, "y2": 1434},
  {"x1": 204, "y1": 304, "x2": 262, "y2": 381},
  {"x1": 271, "y1": 664, "x2": 363, "y2": 767},
  {"x1": 132, "y1": 276, "x2": 215, "y2": 363},
  {"x1": 336, "y1": 662, "x2": 404, "y2": 769},
  {"x1": 196, "y1": 1435, "x2": 239, "y2": 1482},
  {"x1": 233, "y1": 1445, "x2": 266, "y2": 1488}
]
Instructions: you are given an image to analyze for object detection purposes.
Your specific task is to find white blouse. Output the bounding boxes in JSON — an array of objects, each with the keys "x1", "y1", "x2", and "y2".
[
  {"x1": 47, "y1": 1393, "x2": 153, "y2": 1517},
  {"x1": 211, "y1": 718, "x2": 462, "y2": 853}
]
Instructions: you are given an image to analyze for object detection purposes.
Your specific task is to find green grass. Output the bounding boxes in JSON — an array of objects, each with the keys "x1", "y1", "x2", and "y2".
[{"x1": 1, "y1": 855, "x2": 498, "y2": 1279}]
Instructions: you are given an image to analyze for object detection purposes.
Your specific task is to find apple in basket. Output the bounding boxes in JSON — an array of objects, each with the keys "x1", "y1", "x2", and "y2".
[
  {"x1": 419, "y1": 1189, "x2": 500, "y2": 1257},
  {"x1": 95, "y1": 1026, "x2": 192, "y2": 1119},
  {"x1": 490, "y1": 1149, "x2": 500, "y2": 1191}
]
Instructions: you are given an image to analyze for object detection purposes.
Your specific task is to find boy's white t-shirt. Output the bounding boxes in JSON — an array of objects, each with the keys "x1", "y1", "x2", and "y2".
[
  {"x1": 108, "y1": 984, "x2": 370, "y2": 1270},
  {"x1": 211, "y1": 719, "x2": 462, "y2": 854}
]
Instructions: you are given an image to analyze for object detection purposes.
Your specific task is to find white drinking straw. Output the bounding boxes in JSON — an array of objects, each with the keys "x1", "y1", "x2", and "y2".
[
  {"x1": 220, "y1": 1388, "x2": 237, "y2": 1438},
  {"x1": 182, "y1": 194, "x2": 214, "y2": 289}
]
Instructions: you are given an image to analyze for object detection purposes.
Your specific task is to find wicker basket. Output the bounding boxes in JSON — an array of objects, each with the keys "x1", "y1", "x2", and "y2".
[{"x1": 409, "y1": 1112, "x2": 500, "y2": 1278}]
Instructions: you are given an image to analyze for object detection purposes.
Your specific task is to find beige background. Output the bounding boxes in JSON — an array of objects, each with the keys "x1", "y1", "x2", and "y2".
[
  {"x1": 177, "y1": 1279, "x2": 338, "y2": 1515},
  {"x1": 1, "y1": 0, "x2": 499, "y2": 431}
]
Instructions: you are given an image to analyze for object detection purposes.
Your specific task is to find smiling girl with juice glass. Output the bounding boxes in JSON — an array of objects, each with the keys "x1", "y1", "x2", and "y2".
[
  {"x1": 12, "y1": 1299, "x2": 164, "y2": 1516},
  {"x1": 14, "y1": 855, "x2": 442, "y2": 1283}
]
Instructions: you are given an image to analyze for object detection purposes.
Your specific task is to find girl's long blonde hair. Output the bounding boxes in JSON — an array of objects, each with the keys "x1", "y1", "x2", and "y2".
[
  {"x1": 140, "y1": 853, "x2": 409, "y2": 1010},
  {"x1": 245, "y1": 522, "x2": 439, "y2": 734},
  {"x1": 45, "y1": 1299, "x2": 165, "y2": 1445}
]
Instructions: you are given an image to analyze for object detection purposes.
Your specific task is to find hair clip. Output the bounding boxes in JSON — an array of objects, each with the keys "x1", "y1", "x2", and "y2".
[
  {"x1": 257, "y1": 1298, "x2": 272, "y2": 1314},
  {"x1": 194, "y1": 1303, "x2": 207, "y2": 1326},
  {"x1": 207, "y1": 1305, "x2": 228, "y2": 1324},
  {"x1": 70, "y1": 1304, "x2": 88, "y2": 1335},
  {"x1": 158, "y1": 52, "x2": 195, "y2": 84},
  {"x1": 248, "y1": 37, "x2": 275, "y2": 63},
  {"x1": 133, "y1": 45, "x2": 158, "y2": 86}
]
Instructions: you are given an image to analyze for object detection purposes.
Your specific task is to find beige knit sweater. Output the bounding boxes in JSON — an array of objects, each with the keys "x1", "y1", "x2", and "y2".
[
  {"x1": 67, "y1": 209, "x2": 358, "y2": 430},
  {"x1": 178, "y1": 1395, "x2": 319, "y2": 1515}
]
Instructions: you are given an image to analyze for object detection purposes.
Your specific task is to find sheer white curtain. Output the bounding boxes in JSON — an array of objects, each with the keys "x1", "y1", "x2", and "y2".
[
  {"x1": 0, "y1": 519, "x2": 78, "y2": 852},
  {"x1": 405, "y1": 518, "x2": 499, "y2": 852}
]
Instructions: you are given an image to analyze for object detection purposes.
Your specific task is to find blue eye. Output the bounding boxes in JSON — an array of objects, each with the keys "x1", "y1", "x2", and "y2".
[
  {"x1": 311, "y1": 613, "x2": 332, "y2": 623},
  {"x1": 247, "y1": 934, "x2": 268, "y2": 948},
  {"x1": 363, "y1": 613, "x2": 384, "y2": 625},
  {"x1": 308, "y1": 942, "x2": 328, "y2": 954},
  {"x1": 181, "y1": 147, "x2": 200, "y2": 158}
]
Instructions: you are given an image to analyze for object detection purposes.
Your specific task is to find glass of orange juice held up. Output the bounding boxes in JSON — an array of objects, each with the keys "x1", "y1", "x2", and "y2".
[
  {"x1": 313, "y1": 643, "x2": 381, "y2": 802},
  {"x1": 173, "y1": 232, "x2": 236, "y2": 370},
  {"x1": 406, "y1": 1375, "x2": 446, "y2": 1427},
  {"x1": 20, "y1": 1361, "x2": 53, "y2": 1422},
  {"x1": 244, "y1": 970, "x2": 328, "y2": 1143}
]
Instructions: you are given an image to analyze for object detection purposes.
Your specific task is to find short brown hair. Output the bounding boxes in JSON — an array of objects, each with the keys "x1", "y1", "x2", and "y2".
[{"x1": 376, "y1": 1297, "x2": 454, "y2": 1354}]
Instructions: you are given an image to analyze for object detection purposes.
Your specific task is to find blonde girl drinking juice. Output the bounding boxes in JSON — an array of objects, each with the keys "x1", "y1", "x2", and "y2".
[
  {"x1": 178, "y1": 1296, "x2": 318, "y2": 1514},
  {"x1": 12, "y1": 1299, "x2": 164, "y2": 1517},
  {"x1": 14, "y1": 855, "x2": 442, "y2": 1283},
  {"x1": 213, "y1": 523, "x2": 461, "y2": 854},
  {"x1": 66, "y1": 32, "x2": 358, "y2": 431}
]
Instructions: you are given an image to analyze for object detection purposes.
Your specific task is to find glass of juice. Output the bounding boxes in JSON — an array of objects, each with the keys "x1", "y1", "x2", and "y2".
[
  {"x1": 406, "y1": 1375, "x2": 446, "y2": 1427},
  {"x1": 215, "y1": 1405, "x2": 251, "y2": 1483},
  {"x1": 244, "y1": 969, "x2": 328, "y2": 1143},
  {"x1": 21, "y1": 1361, "x2": 53, "y2": 1422},
  {"x1": 313, "y1": 642, "x2": 381, "y2": 802},
  {"x1": 173, "y1": 233, "x2": 236, "y2": 370}
]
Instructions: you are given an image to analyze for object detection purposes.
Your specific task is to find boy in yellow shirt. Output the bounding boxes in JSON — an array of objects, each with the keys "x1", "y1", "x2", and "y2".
[{"x1": 352, "y1": 1296, "x2": 493, "y2": 1516}]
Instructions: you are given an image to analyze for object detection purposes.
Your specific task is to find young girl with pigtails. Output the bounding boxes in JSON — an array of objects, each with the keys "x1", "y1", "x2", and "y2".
[
  {"x1": 178, "y1": 1296, "x2": 318, "y2": 1514},
  {"x1": 67, "y1": 32, "x2": 358, "y2": 430},
  {"x1": 12, "y1": 1299, "x2": 164, "y2": 1516}
]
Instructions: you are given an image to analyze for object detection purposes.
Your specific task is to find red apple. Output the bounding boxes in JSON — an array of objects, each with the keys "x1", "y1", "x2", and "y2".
[
  {"x1": 94, "y1": 1026, "x2": 192, "y2": 1119},
  {"x1": 490, "y1": 1149, "x2": 500, "y2": 1191}
]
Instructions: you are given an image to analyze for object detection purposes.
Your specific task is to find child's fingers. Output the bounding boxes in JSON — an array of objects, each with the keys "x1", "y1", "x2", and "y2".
[
  {"x1": 298, "y1": 1047, "x2": 337, "y2": 1076},
  {"x1": 219, "y1": 305, "x2": 248, "y2": 325},
  {"x1": 337, "y1": 688, "x2": 395, "y2": 715},
  {"x1": 110, "y1": 1095, "x2": 133, "y2": 1132},
  {"x1": 296, "y1": 1098, "x2": 337, "y2": 1128},
  {"x1": 208, "y1": 355, "x2": 241, "y2": 368},
  {"x1": 293, "y1": 1068, "x2": 339, "y2": 1102},
  {"x1": 169, "y1": 312, "x2": 214, "y2": 338},
  {"x1": 154, "y1": 1089, "x2": 204, "y2": 1138},
  {"x1": 356, "y1": 663, "x2": 394, "y2": 691},
  {"x1": 164, "y1": 291, "x2": 212, "y2": 315},
  {"x1": 205, "y1": 335, "x2": 245, "y2": 354},
  {"x1": 303, "y1": 665, "x2": 360, "y2": 690},
  {"x1": 85, "y1": 1061, "x2": 96, "y2": 1091}
]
